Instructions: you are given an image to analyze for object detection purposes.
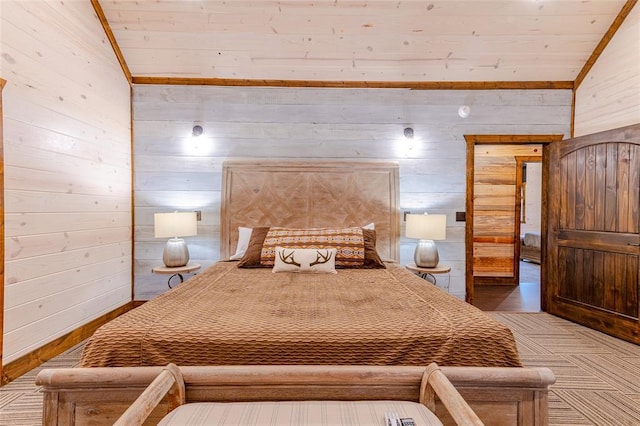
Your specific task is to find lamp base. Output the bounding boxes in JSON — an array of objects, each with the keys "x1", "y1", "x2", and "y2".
[
  {"x1": 163, "y1": 238, "x2": 190, "y2": 267},
  {"x1": 414, "y1": 239, "x2": 439, "y2": 268}
]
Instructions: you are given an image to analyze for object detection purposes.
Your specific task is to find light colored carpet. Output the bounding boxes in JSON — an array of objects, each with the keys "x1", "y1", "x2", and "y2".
[
  {"x1": 1, "y1": 312, "x2": 639, "y2": 425},
  {"x1": 0, "y1": 342, "x2": 84, "y2": 425},
  {"x1": 489, "y1": 312, "x2": 640, "y2": 426}
]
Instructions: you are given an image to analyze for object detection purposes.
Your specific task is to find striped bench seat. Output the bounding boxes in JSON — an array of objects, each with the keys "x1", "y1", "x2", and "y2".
[{"x1": 158, "y1": 400, "x2": 441, "y2": 425}]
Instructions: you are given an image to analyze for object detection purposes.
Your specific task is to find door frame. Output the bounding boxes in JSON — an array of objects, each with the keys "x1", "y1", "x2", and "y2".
[{"x1": 464, "y1": 134, "x2": 564, "y2": 305}]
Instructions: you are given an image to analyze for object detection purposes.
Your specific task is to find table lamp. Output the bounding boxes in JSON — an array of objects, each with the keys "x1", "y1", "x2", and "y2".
[
  {"x1": 406, "y1": 213, "x2": 447, "y2": 268},
  {"x1": 154, "y1": 212, "x2": 197, "y2": 267}
]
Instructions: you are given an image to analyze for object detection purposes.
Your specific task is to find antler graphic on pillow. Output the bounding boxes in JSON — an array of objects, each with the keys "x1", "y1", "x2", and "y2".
[
  {"x1": 310, "y1": 250, "x2": 333, "y2": 267},
  {"x1": 278, "y1": 249, "x2": 301, "y2": 267}
]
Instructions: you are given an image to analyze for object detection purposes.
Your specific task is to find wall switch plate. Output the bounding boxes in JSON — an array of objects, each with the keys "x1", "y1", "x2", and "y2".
[{"x1": 456, "y1": 211, "x2": 466, "y2": 222}]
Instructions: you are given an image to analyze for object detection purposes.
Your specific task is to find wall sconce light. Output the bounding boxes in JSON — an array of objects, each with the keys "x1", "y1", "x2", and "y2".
[
  {"x1": 458, "y1": 105, "x2": 471, "y2": 118},
  {"x1": 192, "y1": 125, "x2": 204, "y2": 137},
  {"x1": 404, "y1": 127, "x2": 414, "y2": 139}
]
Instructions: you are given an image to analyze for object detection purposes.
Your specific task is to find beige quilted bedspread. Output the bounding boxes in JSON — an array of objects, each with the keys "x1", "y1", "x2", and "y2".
[{"x1": 80, "y1": 262, "x2": 521, "y2": 368}]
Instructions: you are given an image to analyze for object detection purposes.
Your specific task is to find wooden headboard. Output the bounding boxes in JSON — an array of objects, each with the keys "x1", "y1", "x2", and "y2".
[{"x1": 220, "y1": 160, "x2": 400, "y2": 261}]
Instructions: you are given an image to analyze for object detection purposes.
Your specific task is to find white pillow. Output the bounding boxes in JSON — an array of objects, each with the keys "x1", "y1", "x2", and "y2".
[
  {"x1": 362, "y1": 222, "x2": 375, "y2": 230},
  {"x1": 230, "y1": 227, "x2": 252, "y2": 260},
  {"x1": 272, "y1": 247, "x2": 337, "y2": 274}
]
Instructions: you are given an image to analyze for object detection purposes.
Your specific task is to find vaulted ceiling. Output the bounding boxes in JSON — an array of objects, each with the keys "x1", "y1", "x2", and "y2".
[{"x1": 96, "y1": 0, "x2": 632, "y2": 84}]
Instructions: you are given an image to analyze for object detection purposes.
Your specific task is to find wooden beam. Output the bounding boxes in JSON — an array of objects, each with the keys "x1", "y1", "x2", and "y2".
[
  {"x1": 574, "y1": 0, "x2": 638, "y2": 90},
  {"x1": 132, "y1": 77, "x2": 574, "y2": 90},
  {"x1": 0, "y1": 78, "x2": 6, "y2": 383},
  {"x1": 129, "y1": 85, "x2": 135, "y2": 301},
  {"x1": 570, "y1": 87, "x2": 577, "y2": 138},
  {"x1": 91, "y1": 0, "x2": 132, "y2": 85},
  {"x1": 465, "y1": 134, "x2": 564, "y2": 145},
  {"x1": 1, "y1": 302, "x2": 137, "y2": 385},
  {"x1": 465, "y1": 138, "x2": 475, "y2": 304}
]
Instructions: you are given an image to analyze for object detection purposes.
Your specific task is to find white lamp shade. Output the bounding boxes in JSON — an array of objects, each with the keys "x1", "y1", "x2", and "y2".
[
  {"x1": 154, "y1": 212, "x2": 197, "y2": 238},
  {"x1": 406, "y1": 214, "x2": 447, "y2": 240}
]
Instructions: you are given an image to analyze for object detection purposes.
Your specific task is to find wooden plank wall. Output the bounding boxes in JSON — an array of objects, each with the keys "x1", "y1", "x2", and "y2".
[
  {"x1": 574, "y1": 3, "x2": 640, "y2": 136},
  {"x1": 473, "y1": 145, "x2": 543, "y2": 283},
  {"x1": 1, "y1": 1, "x2": 132, "y2": 365},
  {"x1": 133, "y1": 85, "x2": 571, "y2": 300}
]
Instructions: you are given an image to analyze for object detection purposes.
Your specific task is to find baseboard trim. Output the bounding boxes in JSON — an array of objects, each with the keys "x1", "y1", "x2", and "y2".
[{"x1": 1, "y1": 301, "x2": 136, "y2": 386}]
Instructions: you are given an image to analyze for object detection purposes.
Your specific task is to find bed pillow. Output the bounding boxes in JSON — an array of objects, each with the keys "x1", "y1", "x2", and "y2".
[
  {"x1": 237, "y1": 226, "x2": 385, "y2": 269},
  {"x1": 361, "y1": 228, "x2": 386, "y2": 269},
  {"x1": 230, "y1": 226, "x2": 369, "y2": 261},
  {"x1": 229, "y1": 227, "x2": 253, "y2": 260},
  {"x1": 272, "y1": 247, "x2": 337, "y2": 274},
  {"x1": 236, "y1": 227, "x2": 271, "y2": 268},
  {"x1": 261, "y1": 227, "x2": 365, "y2": 267},
  {"x1": 233, "y1": 224, "x2": 370, "y2": 257}
]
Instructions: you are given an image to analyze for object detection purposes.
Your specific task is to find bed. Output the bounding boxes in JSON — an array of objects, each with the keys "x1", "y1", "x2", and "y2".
[
  {"x1": 520, "y1": 232, "x2": 541, "y2": 264},
  {"x1": 80, "y1": 160, "x2": 520, "y2": 369},
  {"x1": 47, "y1": 161, "x2": 554, "y2": 425},
  {"x1": 80, "y1": 260, "x2": 521, "y2": 368}
]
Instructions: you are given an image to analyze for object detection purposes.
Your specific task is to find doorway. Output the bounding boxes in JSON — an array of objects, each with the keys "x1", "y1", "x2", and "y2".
[
  {"x1": 464, "y1": 134, "x2": 563, "y2": 306},
  {"x1": 474, "y1": 157, "x2": 544, "y2": 312},
  {"x1": 515, "y1": 157, "x2": 543, "y2": 306}
]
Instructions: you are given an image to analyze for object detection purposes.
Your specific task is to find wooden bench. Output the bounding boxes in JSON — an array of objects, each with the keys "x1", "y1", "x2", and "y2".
[
  {"x1": 114, "y1": 363, "x2": 482, "y2": 425},
  {"x1": 36, "y1": 364, "x2": 555, "y2": 425}
]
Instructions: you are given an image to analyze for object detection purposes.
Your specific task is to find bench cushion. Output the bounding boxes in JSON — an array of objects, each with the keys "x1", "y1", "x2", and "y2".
[{"x1": 158, "y1": 400, "x2": 442, "y2": 425}]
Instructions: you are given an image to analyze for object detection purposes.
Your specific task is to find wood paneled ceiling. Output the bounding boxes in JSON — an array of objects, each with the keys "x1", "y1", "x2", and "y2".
[{"x1": 96, "y1": 0, "x2": 632, "y2": 84}]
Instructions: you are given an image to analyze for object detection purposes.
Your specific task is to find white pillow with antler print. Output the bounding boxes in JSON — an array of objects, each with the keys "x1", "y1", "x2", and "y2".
[{"x1": 272, "y1": 246, "x2": 337, "y2": 274}]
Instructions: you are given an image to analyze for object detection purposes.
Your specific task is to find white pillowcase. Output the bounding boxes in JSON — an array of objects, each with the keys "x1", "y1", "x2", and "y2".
[
  {"x1": 230, "y1": 227, "x2": 253, "y2": 260},
  {"x1": 272, "y1": 247, "x2": 337, "y2": 274}
]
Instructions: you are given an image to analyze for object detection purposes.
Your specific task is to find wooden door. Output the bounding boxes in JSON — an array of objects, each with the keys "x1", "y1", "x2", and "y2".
[{"x1": 546, "y1": 124, "x2": 640, "y2": 344}]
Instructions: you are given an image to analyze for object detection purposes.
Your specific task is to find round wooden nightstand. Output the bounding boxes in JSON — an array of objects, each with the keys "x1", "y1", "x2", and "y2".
[
  {"x1": 152, "y1": 263, "x2": 201, "y2": 288},
  {"x1": 405, "y1": 262, "x2": 451, "y2": 292}
]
